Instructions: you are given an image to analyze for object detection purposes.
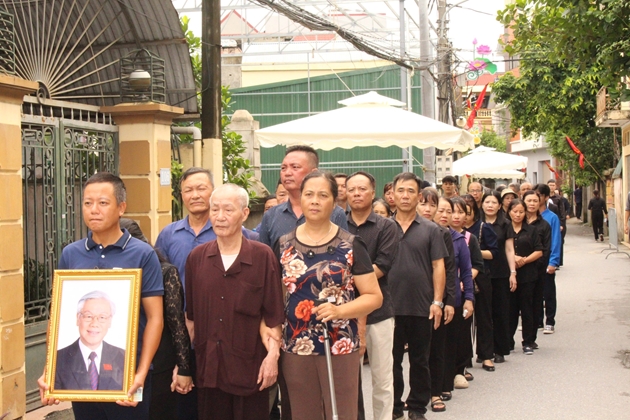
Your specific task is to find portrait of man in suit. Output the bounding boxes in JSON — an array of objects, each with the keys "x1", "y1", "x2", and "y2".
[{"x1": 54, "y1": 291, "x2": 126, "y2": 391}]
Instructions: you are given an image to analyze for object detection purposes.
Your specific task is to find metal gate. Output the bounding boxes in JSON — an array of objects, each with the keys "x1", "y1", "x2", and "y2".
[{"x1": 21, "y1": 96, "x2": 118, "y2": 411}]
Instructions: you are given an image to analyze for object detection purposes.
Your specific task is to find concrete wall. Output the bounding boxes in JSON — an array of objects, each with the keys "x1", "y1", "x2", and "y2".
[{"x1": 0, "y1": 74, "x2": 38, "y2": 420}]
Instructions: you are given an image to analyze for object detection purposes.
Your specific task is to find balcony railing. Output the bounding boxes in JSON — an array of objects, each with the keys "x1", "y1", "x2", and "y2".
[
  {"x1": 595, "y1": 86, "x2": 630, "y2": 127},
  {"x1": 597, "y1": 86, "x2": 612, "y2": 118},
  {"x1": 465, "y1": 109, "x2": 492, "y2": 118}
]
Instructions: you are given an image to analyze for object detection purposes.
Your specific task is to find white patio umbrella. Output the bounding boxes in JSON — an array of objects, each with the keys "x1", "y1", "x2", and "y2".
[
  {"x1": 452, "y1": 146, "x2": 528, "y2": 177},
  {"x1": 255, "y1": 91, "x2": 475, "y2": 152}
]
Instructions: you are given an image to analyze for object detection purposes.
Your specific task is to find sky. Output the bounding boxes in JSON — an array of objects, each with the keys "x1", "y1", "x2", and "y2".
[{"x1": 173, "y1": 0, "x2": 508, "y2": 72}]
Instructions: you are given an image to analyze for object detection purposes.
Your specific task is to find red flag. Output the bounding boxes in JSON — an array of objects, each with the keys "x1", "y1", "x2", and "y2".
[
  {"x1": 465, "y1": 84, "x2": 488, "y2": 130},
  {"x1": 544, "y1": 161, "x2": 556, "y2": 174},
  {"x1": 566, "y1": 136, "x2": 585, "y2": 169}
]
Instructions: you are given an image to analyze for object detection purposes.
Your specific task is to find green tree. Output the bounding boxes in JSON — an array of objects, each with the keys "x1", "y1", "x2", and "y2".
[
  {"x1": 479, "y1": 130, "x2": 507, "y2": 152},
  {"x1": 492, "y1": 1, "x2": 620, "y2": 186}
]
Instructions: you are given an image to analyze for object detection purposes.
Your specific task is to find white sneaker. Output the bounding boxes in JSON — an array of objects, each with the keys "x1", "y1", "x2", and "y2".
[
  {"x1": 454, "y1": 374, "x2": 469, "y2": 389},
  {"x1": 543, "y1": 325, "x2": 555, "y2": 334}
]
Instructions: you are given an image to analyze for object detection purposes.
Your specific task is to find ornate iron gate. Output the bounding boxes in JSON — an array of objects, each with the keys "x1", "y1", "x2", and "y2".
[{"x1": 22, "y1": 96, "x2": 118, "y2": 411}]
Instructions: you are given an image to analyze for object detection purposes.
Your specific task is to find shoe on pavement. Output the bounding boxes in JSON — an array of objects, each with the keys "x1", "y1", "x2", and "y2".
[
  {"x1": 599, "y1": 233, "x2": 604, "y2": 241},
  {"x1": 392, "y1": 411, "x2": 404, "y2": 420},
  {"x1": 409, "y1": 411, "x2": 427, "y2": 420},
  {"x1": 523, "y1": 346, "x2": 534, "y2": 355},
  {"x1": 531, "y1": 342, "x2": 539, "y2": 350},
  {"x1": 544, "y1": 325, "x2": 555, "y2": 334},
  {"x1": 454, "y1": 374, "x2": 469, "y2": 389},
  {"x1": 494, "y1": 354, "x2": 505, "y2": 363}
]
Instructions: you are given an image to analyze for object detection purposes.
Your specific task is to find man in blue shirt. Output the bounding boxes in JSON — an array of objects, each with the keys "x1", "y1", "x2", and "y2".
[
  {"x1": 536, "y1": 184, "x2": 561, "y2": 335},
  {"x1": 258, "y1": 145, "x2": 347, "y2": 250},
  {"x1": 155, "y1": 167, "x2": 258, "y2": 295},
  {"x1": 39, "y1": 172, "x2": 164, "y2": 420}
]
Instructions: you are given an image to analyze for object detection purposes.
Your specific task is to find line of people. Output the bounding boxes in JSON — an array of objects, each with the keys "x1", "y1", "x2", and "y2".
[{"x1": 37, "y1": 144, "x2": 564, "y2": 420}]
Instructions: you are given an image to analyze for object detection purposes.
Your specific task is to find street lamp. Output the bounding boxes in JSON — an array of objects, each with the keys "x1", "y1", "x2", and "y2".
[{"x1": 119, "y1": 49, "x2": 165, "y2": 103}]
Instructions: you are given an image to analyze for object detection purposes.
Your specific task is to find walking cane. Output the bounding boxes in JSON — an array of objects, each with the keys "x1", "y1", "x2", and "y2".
[{"x1": 316, "y1": 298, "x2": 339, "y2": 420}]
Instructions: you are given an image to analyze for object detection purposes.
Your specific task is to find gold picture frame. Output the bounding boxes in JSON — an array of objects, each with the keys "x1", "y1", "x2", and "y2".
[{"x1": 44, "y1": 269, "x2": 142, "y2": 402}]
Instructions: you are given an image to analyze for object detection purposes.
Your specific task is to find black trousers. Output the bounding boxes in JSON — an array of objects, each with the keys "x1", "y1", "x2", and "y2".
[
  {"x1": 149, "y1": 369, "x2": 177, "y2": 420},
  {"x1": 393, "y1": 315, "x2": 432, "y2": 415},
  {"x1": 592, "y1": 216, "x2": 604, "y2": 239},
  {"x1": 443, "y1": 306, "x2": 471, "y2": 392},
  {"x1": 72, "y1": 371, "x2": 152, "y2": 420},
  {"x1": 492, "y1": 276, "x2": 511, "y2": 356},
  {"x1": 509, "y1": 281, "x2": 537, "y2": 347},
  {"x1": 575, "y1": 203, "x2": 582, "y2": 219},
  {"x1": 429, "y1": 319, "x2": 446, "y2": 397},
  {"x1": 543, "y1": 272, "x2": 557, "y2": 326},
  {"x1": 475, "y1": 272, "x2": 494, "y2": 360},
  {"x1": 177, "y1": 348, "x2": 198, "y2": 420}
]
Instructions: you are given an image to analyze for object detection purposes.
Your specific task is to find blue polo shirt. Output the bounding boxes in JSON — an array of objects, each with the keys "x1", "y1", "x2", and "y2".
[
  {"x1": 541, "y1": 208, "x2": 561, "y2": 267},
  {"x1": 258, "y1": 201, "x2": 349, "y2": 248},
  {"x1": 155, "y1": 216, "x2": 259, "y2": 293},
  {"x1": 58, "y1": 228, "x2": 163, "y2": 360}
]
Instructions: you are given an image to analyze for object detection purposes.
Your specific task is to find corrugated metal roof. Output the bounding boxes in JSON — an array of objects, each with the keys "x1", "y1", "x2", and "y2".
[{"x1": 3, "y1": 0, "x2": 197, "y2": 113}]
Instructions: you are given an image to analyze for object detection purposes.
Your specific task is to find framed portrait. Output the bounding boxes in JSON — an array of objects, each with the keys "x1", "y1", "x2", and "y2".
[{"x1": 44, "y1": 269, "x2": 142, "y2": 402}]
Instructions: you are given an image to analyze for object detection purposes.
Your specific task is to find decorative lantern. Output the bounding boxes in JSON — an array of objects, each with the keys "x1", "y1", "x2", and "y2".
[
  {"x1": 0, "y1": 7, "x2": 15, "y2": 75},
  {"x1": 119, "y1": 49, "x2": 165, "y2": 103}
]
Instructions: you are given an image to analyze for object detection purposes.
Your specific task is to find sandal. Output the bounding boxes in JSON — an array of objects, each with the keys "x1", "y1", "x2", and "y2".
[
  {"x1": 441, "y1": 392, "x2": 452, "y2": 401},
  {"x1": 431, "y1": 397, "x2": 446, "y2": 412},
  {"x1": 464, "y1": 371, "x2": 474, "y2": 381}
]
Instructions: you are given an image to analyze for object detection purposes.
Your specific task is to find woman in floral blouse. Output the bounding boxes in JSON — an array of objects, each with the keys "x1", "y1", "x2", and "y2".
[{"x1": 277, "y1": 171, "x2": 382, "y2": 420}]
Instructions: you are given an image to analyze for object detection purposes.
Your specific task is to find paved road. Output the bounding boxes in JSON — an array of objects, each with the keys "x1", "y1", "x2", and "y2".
[{"x1": 361, "y1": 219, "x2": 630, "y2": 420}]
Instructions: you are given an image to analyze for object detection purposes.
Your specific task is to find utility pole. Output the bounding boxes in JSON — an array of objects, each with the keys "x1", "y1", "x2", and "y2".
[
  {"x1": 202, "y1": 0, "x2": 221, "y2": 139},
  {"x1": 419, "y1": 0, "x2": 435, "y2": 183},
  {"x1": 400, "y1": 0, "x2": 412, "y2": 173},
  {"x1": 436, "y1": 0, "x2": 451, "y2": 124}
]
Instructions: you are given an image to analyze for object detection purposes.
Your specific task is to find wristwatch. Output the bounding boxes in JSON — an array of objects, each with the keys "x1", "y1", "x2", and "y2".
[{"x1": 431, "y1": 300, "x2": 444, "y2": 309}]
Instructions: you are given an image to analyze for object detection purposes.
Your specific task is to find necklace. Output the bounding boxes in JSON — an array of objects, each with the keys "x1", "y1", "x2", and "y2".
[{"x1": 304, "y1": 223, "x2": 333, "y2": 246}]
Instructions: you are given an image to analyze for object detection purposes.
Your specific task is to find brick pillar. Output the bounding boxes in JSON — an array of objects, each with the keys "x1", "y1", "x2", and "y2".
[
  {"x1": 101, "y1": 103, "x2": 184, "y2": 244},
  {"x1": 0, "y1": 74, "x2": 38, "y2": 420}
]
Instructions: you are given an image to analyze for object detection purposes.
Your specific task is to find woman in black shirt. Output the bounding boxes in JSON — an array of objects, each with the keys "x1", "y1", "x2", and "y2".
[
  {"x1": 588, "y1": 189, "x2": 608, "y2": 241},
  {"x1": 462, "y1": 194, "x2": 499, "y2": 371},
  {"x1": 481, "y1": 191, "x2": 516, "y2": 364},
  {"x1": 507, "y1": 199, "x2": 543, "y2": 356}
]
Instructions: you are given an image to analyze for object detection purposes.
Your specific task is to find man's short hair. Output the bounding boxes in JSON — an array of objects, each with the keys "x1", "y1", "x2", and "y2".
[
  {"x1": 347, "y1": 171, "x2": 376, "y2": 190},
  {"x1": 536, "y1": 183, "x2": 551, "y2": 198},
  {"x1": 264, "y1": 194, "x2": 277, "y2": 204},
  {"x1": 509, "y1": 183, "x2": 519, "y2": 190},
  {"x1": 442, "y1": 175, "x2": 457, "y2": 185},
  {"x1": 393, "y1": 172, "x2": 422, "y2": 192},
  {"x1": 333, "y1": 173, "x2": 348, "y2": 182},
  {"x1": 547, "y1": 179, "x2": 557, "y2": 185},
  {"x1": 285, "y1": 145, "x2": 319, "y2": 169},
  {"x1": 180, "y1": 167, "x2": 214, "y2": 188},
  {"x1": 210, "y1": 183, "x2": 249, "y2": 209},
  {"x1": 84, "y1": 172, "x2": 126, "y2": 205},
  {"x1": 77, "y1": 290, "x2": 116, "y2": 316}
]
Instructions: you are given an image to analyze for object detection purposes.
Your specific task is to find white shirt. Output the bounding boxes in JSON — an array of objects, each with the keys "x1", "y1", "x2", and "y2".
[
  {"x1": 78, "y1": 340, "x2": 103, "y2": 374},
  {"x1": 221, "y1": 253, "x2": 238, "y2": 270}
]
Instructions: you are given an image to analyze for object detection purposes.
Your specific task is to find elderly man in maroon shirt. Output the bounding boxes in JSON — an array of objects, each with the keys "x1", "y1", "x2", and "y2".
[{"x1": 185, "y1": 184, "x2": 284, "y2": 420}]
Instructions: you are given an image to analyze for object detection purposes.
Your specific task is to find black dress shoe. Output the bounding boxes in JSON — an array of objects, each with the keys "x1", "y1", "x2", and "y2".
[
  {"x1": 482, "y1": 362, "x2": 495, "y2": 372},
  {"x1": 531, "y1": 342, "x2": 539, "y2": 350},
  {"x1": 494, "y1": 355, "x2": 505, "y2": 363}
]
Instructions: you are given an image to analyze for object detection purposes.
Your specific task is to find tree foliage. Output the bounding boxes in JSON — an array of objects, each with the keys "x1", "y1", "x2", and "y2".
[
  {"x1": 492, "y1": 1, "x2": 621, "y2": 186},
  {"x1": 479, "y1": 130, "x2": 507, "y2": 152}
]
